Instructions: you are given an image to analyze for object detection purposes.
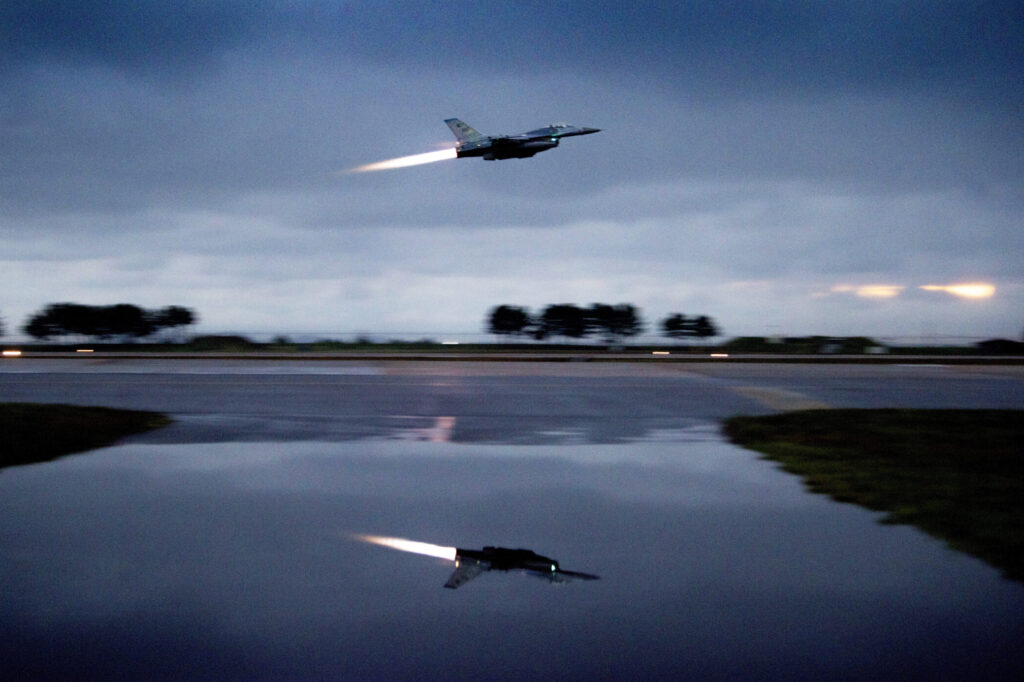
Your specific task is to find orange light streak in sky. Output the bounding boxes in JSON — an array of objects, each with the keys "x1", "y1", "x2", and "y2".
[
  {"x1": 831, "y1": 284, "x2": 904, "y2": 298},
  {"x1": 920, "y1": 283, "x2": 996, "y2": 298}
]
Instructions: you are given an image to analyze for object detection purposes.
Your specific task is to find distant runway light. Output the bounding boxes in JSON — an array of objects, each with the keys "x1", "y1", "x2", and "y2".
[
  {"x1": 2, "y1": 350, "x2": 22, "y2": 357},
  {"x1": 920, "y1": 283, "x2": 995, "y2": 299},
  {"x1": 349, "y1": 148, "x2": 458, "y2": 173},
  {"x1": 652, "y1": 351, "x2": 670, "y2": 355},
  {"x1": 710, "y1": 353, "x2": 729, "y2": 358},
  {"x1": 354, "y1": 534, "x2": 457, "y2": 561}
]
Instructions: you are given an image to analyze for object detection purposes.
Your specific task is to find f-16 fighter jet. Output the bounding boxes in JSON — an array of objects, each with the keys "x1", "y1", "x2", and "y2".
[
  {"x1": 445, "y1": 119, "x2": 601, "y2": 160},
  {"x1": 444, "y1": 546, "x2": 600, "y2": 589}
]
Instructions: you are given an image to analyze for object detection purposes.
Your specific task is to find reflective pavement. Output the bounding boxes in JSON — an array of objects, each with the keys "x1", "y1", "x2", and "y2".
[{"x1": 1, "y1": 360, "x2": 1022, "y2": 679}]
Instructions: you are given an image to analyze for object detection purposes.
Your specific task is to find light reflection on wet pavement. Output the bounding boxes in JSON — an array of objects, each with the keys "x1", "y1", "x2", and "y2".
[{"x1": 1, "y1": 362, "x2": 1023, "y2": 679}]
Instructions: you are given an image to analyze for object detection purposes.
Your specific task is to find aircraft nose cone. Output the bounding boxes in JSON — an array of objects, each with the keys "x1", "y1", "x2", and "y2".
[{"x1": 583, "y1": 127, "x2": 601, "y2": 134}]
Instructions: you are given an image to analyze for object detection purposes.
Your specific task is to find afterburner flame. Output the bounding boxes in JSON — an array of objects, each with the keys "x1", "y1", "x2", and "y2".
[
  {"x1": 354, "y1": 534, "x2": 457, "y2": 561},
  {"x1": 920, "y1": 283, "x2": 996, "y2": 299},
  {"x1": 350, "y1": 148, "x2": 457, "y2": 173}
]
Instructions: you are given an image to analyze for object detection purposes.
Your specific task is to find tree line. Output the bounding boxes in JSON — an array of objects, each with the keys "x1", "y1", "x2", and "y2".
[
  {"x1": 1, "y1": 300, "x2": 716, "y2": 344},
  {"x1": 487, "y1": 304, "x2": 720, "y2": 342},
  {"x1": 19, "y1": 303, "x2": 197, "y2": 341}
]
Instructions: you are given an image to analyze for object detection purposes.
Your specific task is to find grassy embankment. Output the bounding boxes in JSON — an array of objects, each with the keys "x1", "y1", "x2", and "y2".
[
  {"x1": 724, "y1": 409, "x2": 1024, "y2": 582},
  {"x1": 0, "y1": 403, "x2": 171, "y2": 469}
]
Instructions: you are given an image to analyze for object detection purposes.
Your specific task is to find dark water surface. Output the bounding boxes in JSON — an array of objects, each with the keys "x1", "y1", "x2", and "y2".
[{"x1": 2, "y1": 433, "x2": 1022, "y2": 680}]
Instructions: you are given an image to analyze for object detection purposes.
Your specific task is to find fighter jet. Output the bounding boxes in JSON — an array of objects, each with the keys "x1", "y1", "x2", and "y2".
[
  {"x1": 444, "y1": 546, "x2": 600, "y2": 589},
  {"x1": 445, "y1": 119, "x2": 601, "y2": 160}
]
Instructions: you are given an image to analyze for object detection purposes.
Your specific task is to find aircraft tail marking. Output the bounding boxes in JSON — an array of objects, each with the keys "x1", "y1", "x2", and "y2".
[{"x1": 445, "y1": 118, "x2": 485, "y2": 142}]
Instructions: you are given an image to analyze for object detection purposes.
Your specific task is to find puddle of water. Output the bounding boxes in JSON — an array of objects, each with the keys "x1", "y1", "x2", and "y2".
[{"x1": 1, "y1": 438, "x2": 1021, "y2": 680}]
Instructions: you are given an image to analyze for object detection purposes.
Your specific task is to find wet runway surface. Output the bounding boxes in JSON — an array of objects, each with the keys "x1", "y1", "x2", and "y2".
[
  {"x1": 2, "y1": 360, "x2": 1023, "y2": 679},
  {"x1": 3, "y1": 359, "x2": 1023, "y2": 443}
]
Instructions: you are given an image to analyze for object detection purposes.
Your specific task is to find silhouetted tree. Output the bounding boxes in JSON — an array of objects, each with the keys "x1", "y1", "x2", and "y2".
[
  {"x1": 23, "y1": 303, "x2": 93, "y2": 340},
  {"x1": 487, "y1": 305, "x2": 532, "y2": 338},
  {"x1": 0, "y1": 312, "x2": 5, "y2": 338},
  {"x1": 97, "y1": 304, "x2": 152, "y2": 339},
  {"x1": 23, "y1": 313, "x2": 57, "y2": 340},
  {"x1": 661, "y1": 313, "x2": 721, "y2": 343},
  {"x1": 586, "y1": 303, "x2": 644, "y2": 343},
  {"x1": 22, "y1": 303, "x2": 197, "y2": 342},
  {"x1": 693, "y1": 315, "x2": 720, "y2": 340},
  {"x1": 150, "y1": 305, "x2": 197, "y2": 340},
  {"x1": 152, "y1": 305, "x2": 195, "y2": 329},
  {"x1": 538, "y1": 304, "x2": 588, "y2": 340},
  {"x1": 661, "y1": 313, "x2": 690, "y2": 340}
]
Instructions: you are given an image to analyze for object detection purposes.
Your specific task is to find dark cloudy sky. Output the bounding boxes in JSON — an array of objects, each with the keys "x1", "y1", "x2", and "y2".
[{"x1": 2, "y1": 2, "x2": 1022, "y2": 341}]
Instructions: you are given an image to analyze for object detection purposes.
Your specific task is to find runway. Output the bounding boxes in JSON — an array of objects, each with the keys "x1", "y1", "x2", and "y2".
[{"x1": 1, "y1": 358, "x2": 1022, "y2": 444}]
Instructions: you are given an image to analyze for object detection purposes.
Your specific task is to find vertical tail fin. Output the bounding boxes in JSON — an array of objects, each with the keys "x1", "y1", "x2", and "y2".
[{"x1": 445, "y1": 118, "x2": 485, "y2": 142}]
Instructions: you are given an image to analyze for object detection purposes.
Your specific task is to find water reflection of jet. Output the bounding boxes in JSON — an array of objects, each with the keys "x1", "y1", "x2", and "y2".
[{"x1": 445, "y1": 546, "x2": 600, "y2": 589}]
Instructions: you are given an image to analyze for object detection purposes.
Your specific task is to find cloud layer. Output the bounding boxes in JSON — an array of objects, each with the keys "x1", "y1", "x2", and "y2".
[{"x1": 2, "y1": 2, "x2": 1021, "y2": 340}]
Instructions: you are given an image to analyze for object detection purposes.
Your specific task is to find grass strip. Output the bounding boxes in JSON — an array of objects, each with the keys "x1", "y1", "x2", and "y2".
[
  {"x1": 723, "y1": 409, "x2": 1024, "y2": 582},
  {"x1": 1, "y1": 403, "x2": 171, "y2": 469}
]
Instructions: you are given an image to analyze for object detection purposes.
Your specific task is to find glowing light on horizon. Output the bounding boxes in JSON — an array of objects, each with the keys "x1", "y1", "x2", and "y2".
[
  {"x1": 349, "y1": 148, "x2": 458, "y2": 173},
  {"x1": 920, "y1": 283, "x2": 995, "y2": 299},
  {"x1": 858, "y1": 285, "x2": 904, "y2": 298},
  {"x1": 832, "y1": 284, "x2": 904, "y2": 299},
  {"x1": 354, "y1": 534, "x2": 457, "y2": 561}
]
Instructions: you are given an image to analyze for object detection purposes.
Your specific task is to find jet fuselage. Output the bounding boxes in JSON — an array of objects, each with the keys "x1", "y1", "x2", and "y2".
[{"x1": 445, "y1": 119, "x2": 600, "y2": 160}]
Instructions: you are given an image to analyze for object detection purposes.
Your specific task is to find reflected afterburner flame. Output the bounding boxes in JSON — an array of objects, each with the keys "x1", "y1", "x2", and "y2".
[
  {"x1": 354, "y1": 534, "x2": 457, "y2": 561},
  {"x1": 350, "y1": 148, "x2": 458, "y2": 173},
  {"x1": 920, "y1": 283, "x2": 996, "y2": 299}
]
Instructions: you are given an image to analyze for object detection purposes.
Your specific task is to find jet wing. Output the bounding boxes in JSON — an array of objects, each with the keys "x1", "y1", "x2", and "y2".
[{"x1": 444, "y1": 561, "x2": 487, "y2": 589}]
